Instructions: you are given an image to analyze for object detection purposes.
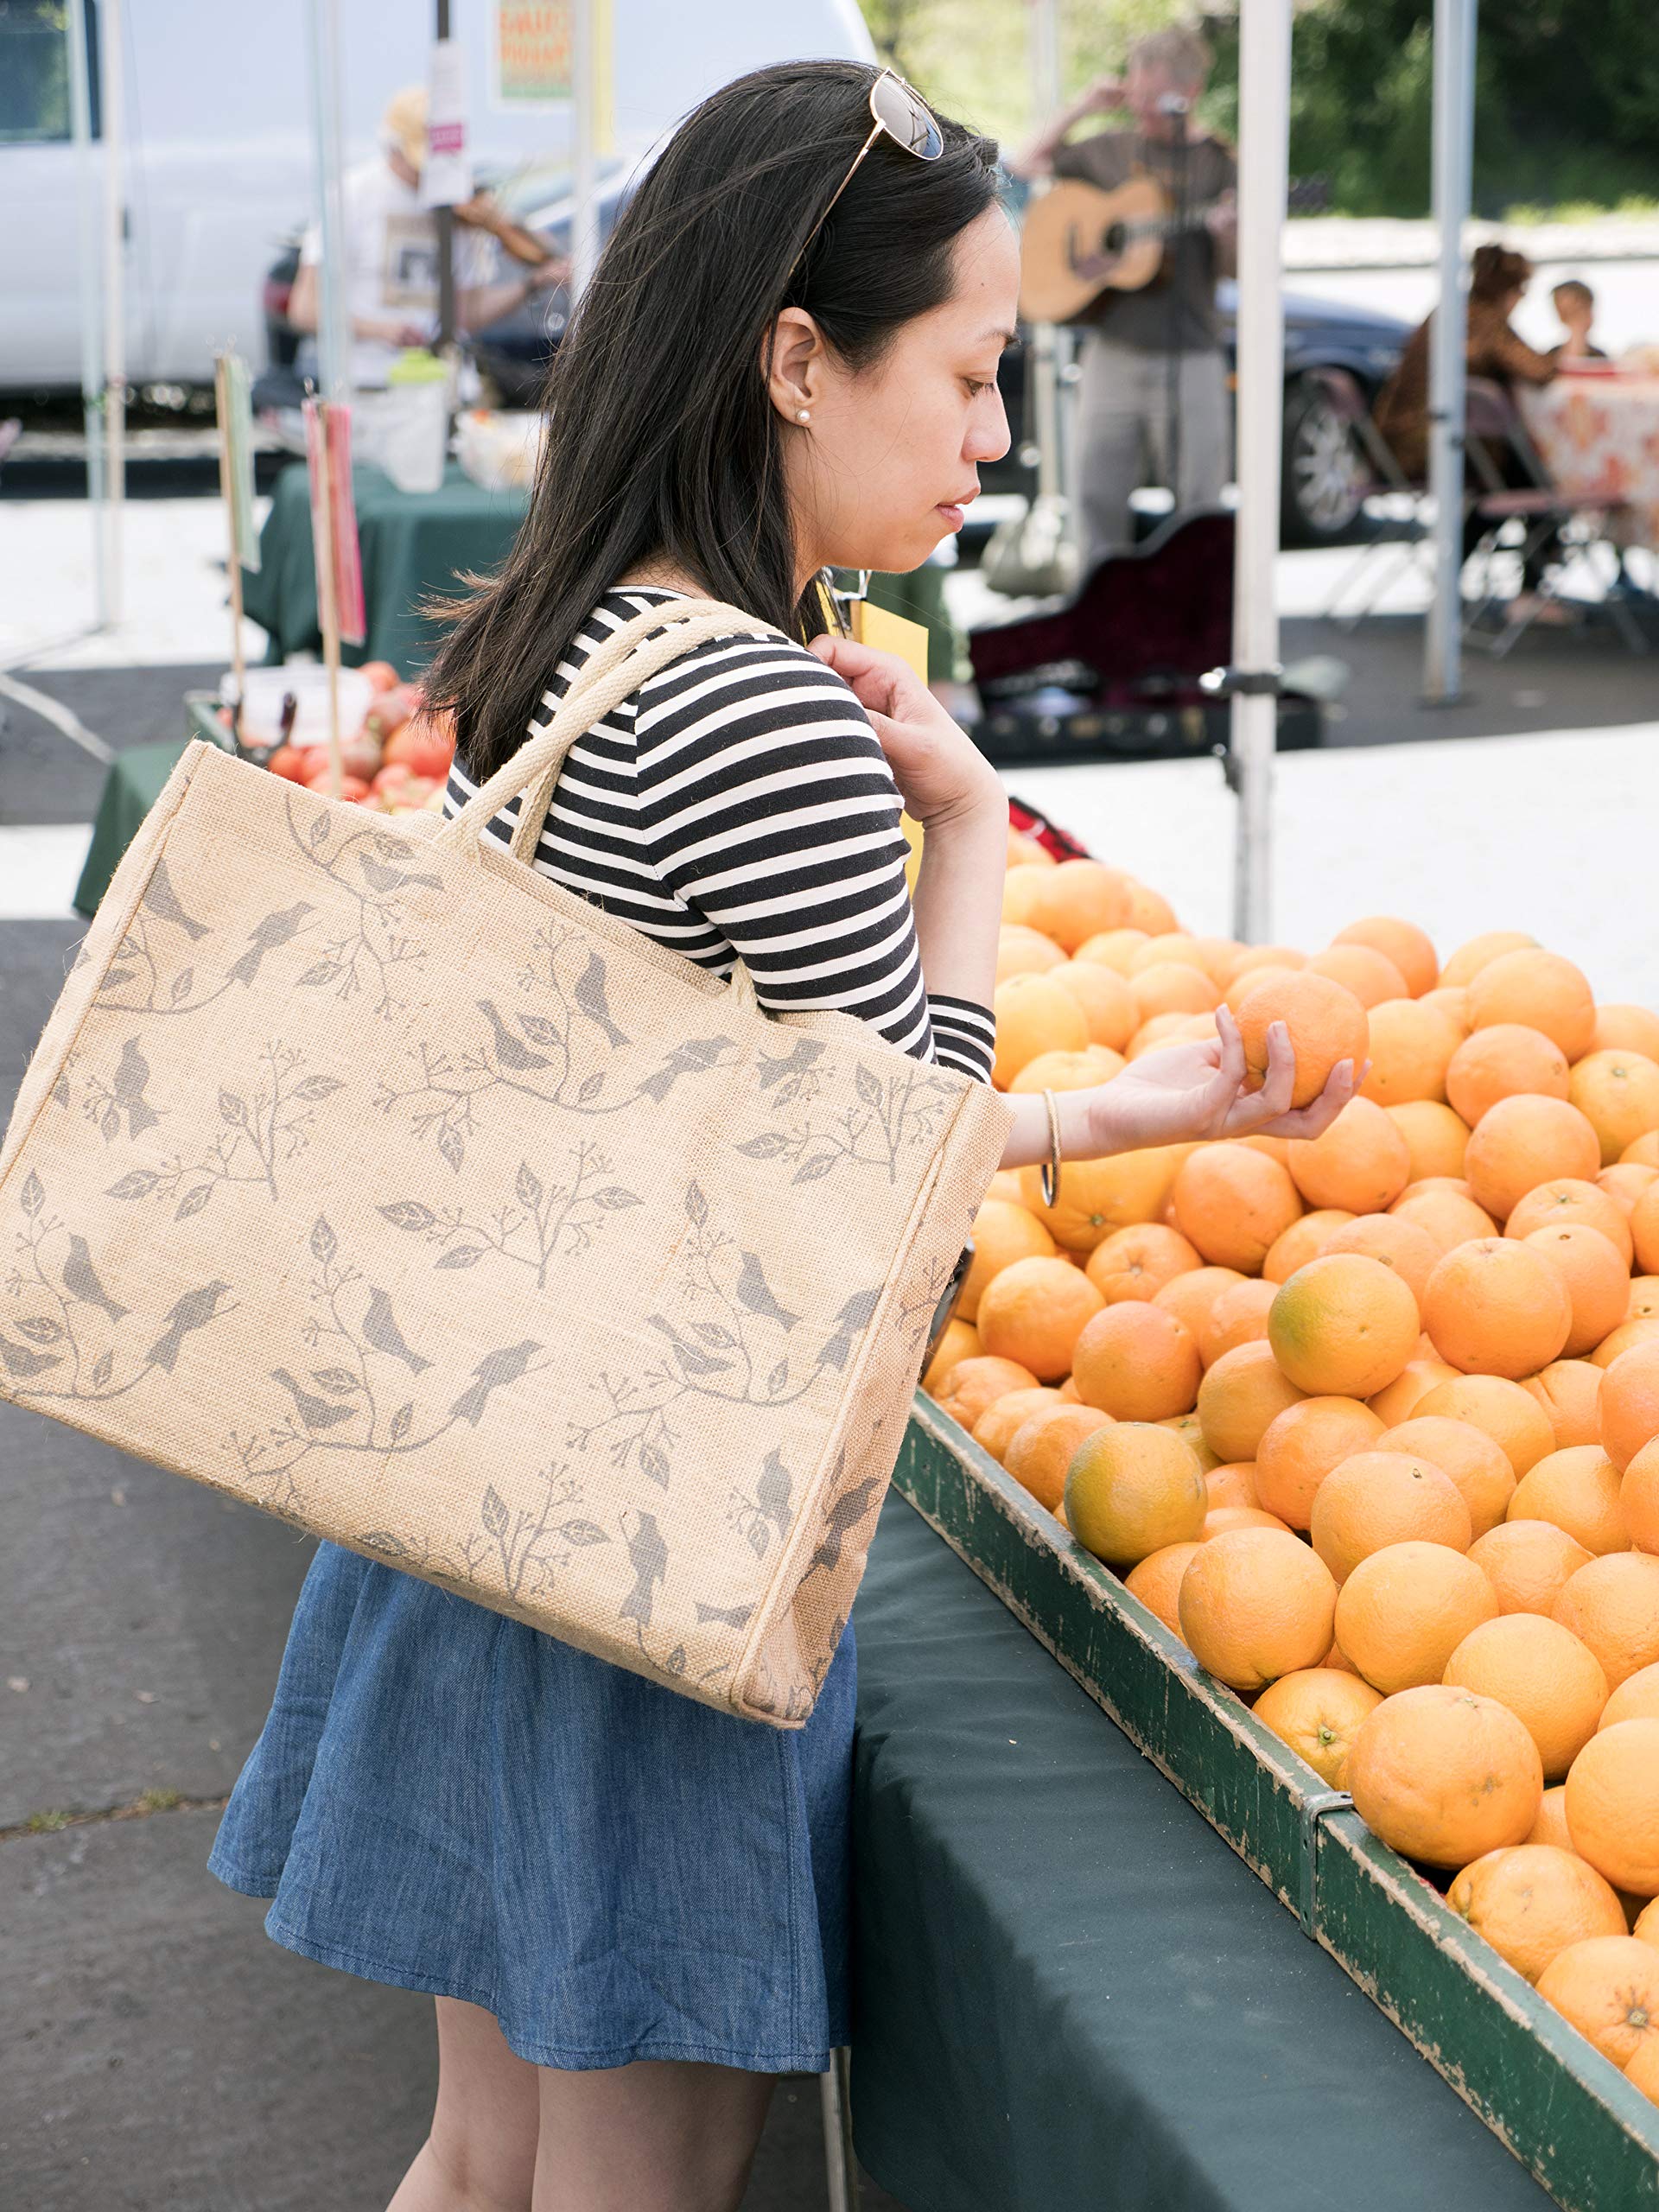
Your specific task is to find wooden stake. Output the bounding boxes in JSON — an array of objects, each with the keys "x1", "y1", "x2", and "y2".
[
  {"x1": 213, "y1": 353, "x2": 247, "y2": 742},
  {"x1": 312, "y1": 400, "x2": 344, "y2": 798}
]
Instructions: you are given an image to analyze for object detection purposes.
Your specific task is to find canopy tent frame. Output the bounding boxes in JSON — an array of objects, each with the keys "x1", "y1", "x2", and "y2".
[
  {"x1": 1423, "y1": 0, "x2": 1478, "y2": 705},
  {"x1": 1225, "y1": 0, "x2": 1293, "y2": 943}
]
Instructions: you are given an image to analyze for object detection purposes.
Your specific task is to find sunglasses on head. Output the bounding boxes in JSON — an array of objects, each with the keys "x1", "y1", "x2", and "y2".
[{"x1": 788, "y1": 68, "x2": 944, "y2": 283}]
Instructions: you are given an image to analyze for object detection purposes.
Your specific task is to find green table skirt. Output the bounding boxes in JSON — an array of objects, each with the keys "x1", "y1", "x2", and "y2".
[
  {"x1": 849, "y1": 1487, "x2": 1554, "y2": 2212},
  {"x1": 241, "y1": 461, "x2": 530, "y2": 675}
]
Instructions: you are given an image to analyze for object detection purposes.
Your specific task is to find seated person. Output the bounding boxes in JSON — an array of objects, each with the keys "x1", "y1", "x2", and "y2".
[
  {"x1": 1374, "y1": 243, "x2": 1567, "y2": 622},
  {"x1": 1374, "y1": 242, "x2": 1560, "y2": 482},
  {"x1": 1552, "y1": 278, "x2": 1607, "y2": 360}
]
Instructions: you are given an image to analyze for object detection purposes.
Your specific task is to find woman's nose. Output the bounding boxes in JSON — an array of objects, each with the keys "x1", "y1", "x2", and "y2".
[{"x1": 967, "y1": 391, "x2": 1012, "y2": 467}]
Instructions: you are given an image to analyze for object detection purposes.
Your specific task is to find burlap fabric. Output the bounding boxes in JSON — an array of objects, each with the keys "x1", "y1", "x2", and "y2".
[{"x1": 0, "y1": 601, "x2": 1012, "y2": 1726}]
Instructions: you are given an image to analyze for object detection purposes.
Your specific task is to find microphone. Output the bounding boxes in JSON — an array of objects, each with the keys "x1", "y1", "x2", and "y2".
[{"x1": 1156, "y1": 92, "x2": 1192, "y2": 116}]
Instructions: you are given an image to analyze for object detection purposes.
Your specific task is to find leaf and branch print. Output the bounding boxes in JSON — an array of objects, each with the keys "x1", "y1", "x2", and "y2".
[
  {"x1": 221, "y1": 1211, "x2": 556, "y2": 1511},
  {"x1": 283, "y1": 802, "x2": 435, "y2": 1019},
  {"x1": 358, "y1": 1459, "x2": 609, "y2": 1606},
  {"x1": 93, "y1": 806, "x2": 435, "y2": 1026},
  {"x1": 372, "y1": 922, "x2": 737, "y2": 1171},
  {"x1": 735, "y1": 1050, "x2": 955, "y2": 1186},
  {"x1": 2, "y1": 1171, "x2": 238, "y2": 1402},
  {"x1": 375, "y1": 1142, "x2": 641, "y2": 1290},
  {"x1": 101, "y1": 1040, "x2": 344, "y2": 1217},
  {"x1": 565, "y1": 1181, "x2": 884, "y2": 1488},
  {"x1": 94, "y1": 899, "x2": 316, "y2": 1021}
]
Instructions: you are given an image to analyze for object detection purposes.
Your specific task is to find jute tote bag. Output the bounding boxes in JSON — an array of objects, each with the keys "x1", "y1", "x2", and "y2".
[{"x1": 0, "y1": 600, "x2": 1012, "y2": 1726}]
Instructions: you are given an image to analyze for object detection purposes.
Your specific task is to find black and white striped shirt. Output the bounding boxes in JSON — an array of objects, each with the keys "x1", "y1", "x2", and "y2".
[{"x1": 442, "y1": 588, "x2": 996, "y2": 1085}]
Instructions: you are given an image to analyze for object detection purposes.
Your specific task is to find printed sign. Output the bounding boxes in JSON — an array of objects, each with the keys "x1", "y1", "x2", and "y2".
[
  {"x1": 423, "y1": 37, "x2": 472, "y2": 210},
  {"x1": 490, "y1": 0, "x2": 613, "y2": 145}
]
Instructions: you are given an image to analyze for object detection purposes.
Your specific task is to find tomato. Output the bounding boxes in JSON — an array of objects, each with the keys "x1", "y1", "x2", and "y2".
[
  {"x1": 302, "y1": 767, "x2": 371, "y2": 802},
  {"x1": 365, "y1": 682, "x2": 420, "y2": 741},
  {"x1": 384, "y1": 712, "x2": 455, "y2": 780}
]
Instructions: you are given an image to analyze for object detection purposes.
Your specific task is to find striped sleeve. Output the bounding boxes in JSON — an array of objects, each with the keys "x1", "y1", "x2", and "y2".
[
  {"x1": 929, "y1": 995, "x2": 999, "y2": 1084},
  {"x1": 627, "y1": 634, "x2": 995, "y2": 1085}
]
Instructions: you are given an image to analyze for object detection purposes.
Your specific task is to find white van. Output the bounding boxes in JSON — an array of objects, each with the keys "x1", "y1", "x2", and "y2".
[{"x1": 0, "y1": 0, "x2": 875, "y2": 393}]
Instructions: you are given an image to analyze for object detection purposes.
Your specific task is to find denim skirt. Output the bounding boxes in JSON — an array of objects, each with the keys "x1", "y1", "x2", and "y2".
[{"x1": 207, "y1": 1539, "x2": 855, "y2": 2074}]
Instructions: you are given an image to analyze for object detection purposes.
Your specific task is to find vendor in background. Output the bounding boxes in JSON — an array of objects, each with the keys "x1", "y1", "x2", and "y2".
[
  {"x1": 1374, "y1": 242, "x2": 1568, "y2": 625},
  {"x1": 288, "y1": 86, "x2": 569, "y2": 392},
  {"x1": 1008, "y1": 25, "x2": 1237, "y2": 572},
  {"x1": 1553, "y1": 278, "x2": 1607, "y2": 359}
]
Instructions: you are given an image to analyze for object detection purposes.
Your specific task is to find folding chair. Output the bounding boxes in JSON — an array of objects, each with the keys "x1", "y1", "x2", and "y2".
[
  {"x1": 1311, "y1": 366, "x2": 1433, "y2": 626},
  {"x1": 1462, "y1": 375, "x2": 1647, "y2": 658}
]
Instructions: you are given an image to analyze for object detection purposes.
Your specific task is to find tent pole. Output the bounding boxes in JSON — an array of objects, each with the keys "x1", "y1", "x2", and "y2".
[
  {"x1": 571, "y1": 0, "x2": 599, "y2": 300},
  {"x1": 1027, "y1": 0, "x2": 1062, "y2": 508},
  {"x1": 1228, "y1": 0, "x2": 1291, "y2": 944},
  {"x1": 98, "y1": 0, "x2": 124, "y2": 627},
  {"x1": 67, "y1": 0, "x2": 109, "y2": 632},
  {"x1": 306, "y1": 0, "x2": 350, "y2": 404},
  {"x1": 1423, "y1": 0, "x2": 1478, "y2": 704},
  {"x1": 435, "y1": 0, "x2": 455, "y2": 349}
]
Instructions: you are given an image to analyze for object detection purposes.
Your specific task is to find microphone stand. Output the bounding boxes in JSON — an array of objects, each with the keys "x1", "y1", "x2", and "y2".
[{"x1": 1163, "y1": 94, "x2": 1190, "y2": 524}]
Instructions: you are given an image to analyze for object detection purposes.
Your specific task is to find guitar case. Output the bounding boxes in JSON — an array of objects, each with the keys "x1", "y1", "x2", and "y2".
[{"x1": 966, "y1": 507, "x2": 1324, "y2": 766}]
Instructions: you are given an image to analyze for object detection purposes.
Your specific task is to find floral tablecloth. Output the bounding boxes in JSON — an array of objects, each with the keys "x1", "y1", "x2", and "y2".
[{"x1": 1519, "y1": 373, "x2": 1659, "y2": 549}]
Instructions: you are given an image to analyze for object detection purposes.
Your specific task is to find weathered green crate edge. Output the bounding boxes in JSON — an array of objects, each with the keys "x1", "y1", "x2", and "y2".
[{"x1": 893, "y1": 1397, "x2": 1659, "y2": 2212}]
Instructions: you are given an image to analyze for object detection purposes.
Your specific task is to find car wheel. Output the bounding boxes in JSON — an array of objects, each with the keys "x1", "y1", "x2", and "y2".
[{"x1": 1281, "y1": 373, "x2": 1369, "y2": 545}]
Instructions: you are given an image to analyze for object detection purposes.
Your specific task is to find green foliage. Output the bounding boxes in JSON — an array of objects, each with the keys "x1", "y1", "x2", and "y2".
[
  {"x1": 857, "y1": 0, "x2": 1201, "y2": 151},
  {"x1": 856, "y1": 0, "x2": 1659, "y2": 217},
  {"x1": 1272, "y1": 0, "x2": 1659, "y2": 217}
]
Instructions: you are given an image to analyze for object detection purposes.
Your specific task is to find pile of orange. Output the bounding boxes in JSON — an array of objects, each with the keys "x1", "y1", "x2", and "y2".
[{"x1": 921, "y1": 837, "x2": 1659, "y2": 2098}]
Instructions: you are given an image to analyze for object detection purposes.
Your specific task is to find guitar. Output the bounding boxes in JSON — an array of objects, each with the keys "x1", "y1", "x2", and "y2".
[{"x1": 1018, "y1": 175, "x2": 1228, "y2": 323}]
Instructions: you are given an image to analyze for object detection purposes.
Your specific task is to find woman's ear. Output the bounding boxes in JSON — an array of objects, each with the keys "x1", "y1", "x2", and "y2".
[{"x1": 764, "y1": 307, "x2": 823, "y2": 425}]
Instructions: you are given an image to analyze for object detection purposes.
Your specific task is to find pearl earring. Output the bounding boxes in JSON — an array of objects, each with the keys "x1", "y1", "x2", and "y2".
[{"x1": 796, "y1": 408, "x2": 811, "y2": 423}]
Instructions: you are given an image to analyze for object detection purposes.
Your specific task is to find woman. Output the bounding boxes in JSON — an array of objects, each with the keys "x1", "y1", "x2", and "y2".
[
  {"x1": 1374, "y1": 241, "x2": 1565, "y2": 620},
  {"x1": 207, "y1": 61, "x2": 1355, "y2": 2212}
]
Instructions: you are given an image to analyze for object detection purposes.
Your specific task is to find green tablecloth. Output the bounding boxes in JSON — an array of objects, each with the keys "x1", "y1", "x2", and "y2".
[
  {"x1": 849, "y1": 1489, "x2": 1554, "y2": 2212},
  {"x1": 241, "y1": 461, "x2": 530, "y2": 675},
  {"x1": 240, "y1": 455, "x2": 959, "y2": 681}
]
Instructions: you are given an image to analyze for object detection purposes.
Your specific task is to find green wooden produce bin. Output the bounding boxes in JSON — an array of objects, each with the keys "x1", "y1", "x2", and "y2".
[{"x1": 893, "y1": 1395, "x2": 1659, "y2": 2212}]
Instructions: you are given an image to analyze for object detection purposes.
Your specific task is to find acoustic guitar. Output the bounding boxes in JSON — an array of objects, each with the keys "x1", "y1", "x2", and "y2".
[{"x1": 1018, "y1": 174, "x2": 1226, "y2": 324}]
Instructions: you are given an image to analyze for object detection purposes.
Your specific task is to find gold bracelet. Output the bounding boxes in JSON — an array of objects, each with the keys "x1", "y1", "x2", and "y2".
[{"x1": 1040, "y1": 1086, "x2": 1065, "y2": 1208}]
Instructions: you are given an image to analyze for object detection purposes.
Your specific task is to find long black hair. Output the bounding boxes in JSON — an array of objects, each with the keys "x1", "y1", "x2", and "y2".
[{"x1": 424, "y1": 60, "x2": 1001, "y2": 782}]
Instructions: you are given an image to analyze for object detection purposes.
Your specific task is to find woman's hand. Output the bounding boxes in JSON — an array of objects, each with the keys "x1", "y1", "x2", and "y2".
[
  {"x1": 806, "y1": 632, "x2": 1003, "y2": 830},
  {"x1": 1078, "y1": 1006, "x2": 1365, "y2": 1155}
]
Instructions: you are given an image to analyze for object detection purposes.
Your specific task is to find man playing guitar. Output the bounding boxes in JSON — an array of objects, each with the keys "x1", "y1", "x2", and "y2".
[{"x1": 1009, "y1": 26, "x2": 1237, "y2": 570}]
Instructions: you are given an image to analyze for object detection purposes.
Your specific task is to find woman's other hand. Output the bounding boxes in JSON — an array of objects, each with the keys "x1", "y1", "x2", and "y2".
[
  {"x1": 806, "y1": 632, "x2": 1003, "y2": 830},
  {"x1": 1081, "y1": 1006, "x2": 1365, "y2": 1154}
]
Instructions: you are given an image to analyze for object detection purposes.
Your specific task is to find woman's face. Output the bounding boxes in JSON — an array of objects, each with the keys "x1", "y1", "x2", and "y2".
[{"x1": 773, "y1": 204, "x2": 1019, "y2": 581}]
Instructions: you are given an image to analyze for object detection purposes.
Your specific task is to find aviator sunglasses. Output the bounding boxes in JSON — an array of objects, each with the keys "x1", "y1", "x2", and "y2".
[{"x1": 789, "y1": 67, "x2": 945, "y2": 283}]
